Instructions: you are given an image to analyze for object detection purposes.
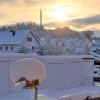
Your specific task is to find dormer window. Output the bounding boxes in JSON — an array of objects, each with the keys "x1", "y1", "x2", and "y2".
[{"x1": 27, "y1": 37, "x2": 32, "y2": 42}]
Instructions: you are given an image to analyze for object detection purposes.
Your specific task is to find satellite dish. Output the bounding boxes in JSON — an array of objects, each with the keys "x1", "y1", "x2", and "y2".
[{"x1": 9, "y1": 58, "x2": 46, "y2": 100}]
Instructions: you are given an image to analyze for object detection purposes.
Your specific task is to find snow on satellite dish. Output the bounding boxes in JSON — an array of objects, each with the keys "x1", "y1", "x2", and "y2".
[{"x1": 9, "y1": 58, "x2": 46, "y2": 88}]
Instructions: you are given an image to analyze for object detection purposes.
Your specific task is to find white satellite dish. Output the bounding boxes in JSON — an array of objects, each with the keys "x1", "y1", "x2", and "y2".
[{"x1": 9, "y1": 58, "x2": 46, "y2": 100}]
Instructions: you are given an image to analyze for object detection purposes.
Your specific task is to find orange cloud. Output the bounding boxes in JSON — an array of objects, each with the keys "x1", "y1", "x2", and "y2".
[{"x1": 0, "y1": 0, "x2": 99, "y2": 30}]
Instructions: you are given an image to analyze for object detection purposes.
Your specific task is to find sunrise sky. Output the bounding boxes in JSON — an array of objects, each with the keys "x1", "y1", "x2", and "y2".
[{"x1": 0, "y1": 0, "x2": 100, "y2": 31}]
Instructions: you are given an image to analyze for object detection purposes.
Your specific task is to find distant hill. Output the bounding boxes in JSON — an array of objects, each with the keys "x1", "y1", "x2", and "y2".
[
  {"x1": 0, "y1": 22, "x2": 40, "y2": 31},
  {"x1": 94, "y1": 30, "x2": 100, "y2": 37},
  {"x1": 47, "y1": 27, "x2": 82, "y2": 38},
  {"x1": 0, "y1": 22, "x2": 94, "y2": 39}
]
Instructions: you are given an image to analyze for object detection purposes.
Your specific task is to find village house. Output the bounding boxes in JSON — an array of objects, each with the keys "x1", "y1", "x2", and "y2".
[{"x1": 0, "y1": 29, "x2": 41, "y2": 53}]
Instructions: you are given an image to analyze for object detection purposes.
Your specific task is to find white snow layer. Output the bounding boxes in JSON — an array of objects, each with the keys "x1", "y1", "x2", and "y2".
[{"x1": 1, "y1": 86, "x2": 100, "y2": 100}]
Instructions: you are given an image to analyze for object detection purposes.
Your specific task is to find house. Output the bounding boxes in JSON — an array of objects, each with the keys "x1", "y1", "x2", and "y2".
[{"x1": 0, "y1": 29, "x2": 41, "y2": 53}]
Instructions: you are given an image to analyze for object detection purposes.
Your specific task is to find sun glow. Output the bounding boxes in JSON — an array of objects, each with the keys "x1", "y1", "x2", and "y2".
[{"x1": 50, "y1": 6, "x2": 74, "y2": 22}]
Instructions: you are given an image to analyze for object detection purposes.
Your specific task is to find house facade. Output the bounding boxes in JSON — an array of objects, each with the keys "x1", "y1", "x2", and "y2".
[{"x1": 0, "y1": 30, "x2": 40, "y2": 53}]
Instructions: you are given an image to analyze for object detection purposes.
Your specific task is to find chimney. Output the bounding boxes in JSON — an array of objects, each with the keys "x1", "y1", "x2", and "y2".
[
  {"x1": 9, "y1": 29, "x2": 16, "y2": 36},
  {"x1": 40, "y1": 9, "x2": 44, "y2": 29},
  {"x1": 40, "y1": 9, "x2": 42, "y2": 27}
]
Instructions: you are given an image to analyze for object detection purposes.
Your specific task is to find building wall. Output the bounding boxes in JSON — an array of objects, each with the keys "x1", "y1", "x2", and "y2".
[
  {"x1": 0, "y1": 44, "x2": 19, "y2": 53},
  {"x1": 0, "y1": 61, "x2": 9, "y2": 94},
  {"x1": 0, "y1": 54, "x2": 94, "y2": 94},
  {"x1": 40, "y1": 57, "x2": 82, "y2": 90},
  {"x1": 20, "y1": 33, "x2": 39, "y2": 53},
  {"x1": 81, "y1": 58, "x2": 94, "y2": 85}
]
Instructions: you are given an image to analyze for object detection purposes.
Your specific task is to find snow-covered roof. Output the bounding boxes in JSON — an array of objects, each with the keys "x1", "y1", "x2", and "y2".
[{"x1": 0, "y1": 30, "x2": 29, "y2": 45}]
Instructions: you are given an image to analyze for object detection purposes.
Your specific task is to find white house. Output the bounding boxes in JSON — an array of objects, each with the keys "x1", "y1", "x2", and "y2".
[{"x1": 0, "y1": 29, "x2": 41, "y2": 53}]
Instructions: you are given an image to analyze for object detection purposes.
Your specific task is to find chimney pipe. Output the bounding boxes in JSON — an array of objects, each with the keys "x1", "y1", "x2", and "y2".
[{"x1": 9, "y1": 29, "x2": 16, "y2": 36}]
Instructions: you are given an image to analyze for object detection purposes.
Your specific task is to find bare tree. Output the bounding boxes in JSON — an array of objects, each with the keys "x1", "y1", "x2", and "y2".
[{"x1": 82, "y1": 30, "x2": 94, "y2": 40}]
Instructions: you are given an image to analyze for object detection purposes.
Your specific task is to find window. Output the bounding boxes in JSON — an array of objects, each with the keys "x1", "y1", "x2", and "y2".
[
  {"x1": 11, "y1": 46, "x2": 13, "y2": 50},
  {"x1": 0, "y1": 46, "x2": 2, "y2": 50},
  {"x1": 5, "y1": 46, "x2": 8, "y2": 50},
  {"x1": 27, "y1": 37, "x2": 32, "y2": 42}
]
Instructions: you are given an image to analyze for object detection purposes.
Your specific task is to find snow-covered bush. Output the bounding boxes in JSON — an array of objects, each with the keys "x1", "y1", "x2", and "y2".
[{"x1": 41, "y1": 45, "x2": 64, "y2": 55}]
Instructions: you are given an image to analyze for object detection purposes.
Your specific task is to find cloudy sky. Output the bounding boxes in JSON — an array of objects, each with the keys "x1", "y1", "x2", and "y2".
[{"x1": 0, "y1": 0, "x2": 100, "y2": 32}]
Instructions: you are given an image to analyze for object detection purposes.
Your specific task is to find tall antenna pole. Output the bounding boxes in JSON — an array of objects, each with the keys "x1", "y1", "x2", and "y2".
[{"x1": 40, "y1": 9, "x2": 42, "y2": 27}]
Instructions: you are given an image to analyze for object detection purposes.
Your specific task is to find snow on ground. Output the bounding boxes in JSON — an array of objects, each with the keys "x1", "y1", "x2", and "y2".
[{"x1": 1, "y1": 86, "x2": 100, "y2": 100}]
